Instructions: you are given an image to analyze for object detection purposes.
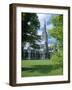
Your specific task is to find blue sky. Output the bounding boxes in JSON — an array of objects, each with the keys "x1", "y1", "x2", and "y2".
[{"x1": 37, "y1": 13, "x2": 57, "y2": 45}]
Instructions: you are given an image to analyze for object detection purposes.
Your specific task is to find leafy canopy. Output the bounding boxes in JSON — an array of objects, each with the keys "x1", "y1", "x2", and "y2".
[
  {"x1": 49, "y1": 15, "x2": 63, "y2": 44},
  {"x1": 22, "y1": 13, "x2": 40, "y2": 49}
]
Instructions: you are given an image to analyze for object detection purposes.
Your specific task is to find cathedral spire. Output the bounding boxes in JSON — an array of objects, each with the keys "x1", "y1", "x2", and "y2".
[{"x1": 43, "y1": 19, "x2": 49, "y2": 59}]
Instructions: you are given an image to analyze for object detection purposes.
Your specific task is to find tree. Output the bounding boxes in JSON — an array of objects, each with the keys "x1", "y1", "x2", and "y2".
[
  {"x1": 21, "y1": 13, "x2": 40, "y2": 59},
  {"x1": 49, "y1": 15, "x2": 63, "y2": 64},
  {"x1": 49, "y1": 15, "x2": 63, "y2": 50},
  {"x1": 22, "y1": 13, "x2": 40, "y2": 47}
]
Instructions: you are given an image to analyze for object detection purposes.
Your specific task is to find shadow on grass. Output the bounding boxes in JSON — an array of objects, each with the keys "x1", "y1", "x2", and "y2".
[{"x1": 22, "y1": 64, "x2": 63, "y2": 74}]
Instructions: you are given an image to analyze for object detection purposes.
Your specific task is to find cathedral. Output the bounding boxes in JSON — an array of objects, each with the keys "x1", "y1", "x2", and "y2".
[{"x1": 22, "y1": 20, "x2": 50, "y2": 60}]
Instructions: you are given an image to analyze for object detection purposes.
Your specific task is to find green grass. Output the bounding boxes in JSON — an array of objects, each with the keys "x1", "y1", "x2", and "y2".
[{"x1": 21, "y1": 59, "x2": 63, "y2": 77}]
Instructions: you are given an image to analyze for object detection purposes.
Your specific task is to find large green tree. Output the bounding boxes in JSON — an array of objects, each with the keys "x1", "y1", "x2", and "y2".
[
  {"x1": 49, "y1": 15, "x2": 63, "y2": 49},
  {"x1": 22, "y1": 13, "x2": 40, "y2": 48},
  {"x1": 49, "y1": 15, "x2": 63, "y2": 64}
]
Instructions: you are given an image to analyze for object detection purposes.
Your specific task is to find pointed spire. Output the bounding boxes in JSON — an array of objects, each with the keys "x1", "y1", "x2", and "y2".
[
  {"x1": 44, "y1": 18, "x2": 49, "y2": 59},
  {"x1": 44, "y1": 19, "x2": 46, "y2": 32},
  {"x1": 43, "y1": 18, "x2": 47, "y2": 42}
]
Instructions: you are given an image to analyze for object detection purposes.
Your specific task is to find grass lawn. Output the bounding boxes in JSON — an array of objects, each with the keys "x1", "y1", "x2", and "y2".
[{"x1": 21, "y1": 60, "x2": 63, "y2": 77}]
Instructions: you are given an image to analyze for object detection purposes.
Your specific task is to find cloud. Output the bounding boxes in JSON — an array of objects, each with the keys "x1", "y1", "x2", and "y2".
[
  {"x1": 37, "y1": 30, "x2": 42, "y2": 35},
  {"x1": 47, "y1": 24, "x2": 53, "y2": 30}
]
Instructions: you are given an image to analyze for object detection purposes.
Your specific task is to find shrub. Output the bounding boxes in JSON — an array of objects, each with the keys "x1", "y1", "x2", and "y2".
[{"x1": 51, "y1": 50, "x2": 63, "y2": 65}]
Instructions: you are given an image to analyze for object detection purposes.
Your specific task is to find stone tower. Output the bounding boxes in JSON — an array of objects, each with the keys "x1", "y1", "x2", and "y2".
[{"x1": 42, "y1": 19, "x2": 49, "y2": 59}]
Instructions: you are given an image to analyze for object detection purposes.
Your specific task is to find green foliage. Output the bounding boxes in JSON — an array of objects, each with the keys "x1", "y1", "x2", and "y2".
[
  {"x1": 51, "y1": 50, "x2": 63, "y2": 65},
  {"x1": 49, "y1": 15, "x2": 63, "y2": 44},
  {"x1": 22, "y1": 13, "x2": 40, "y2": 47},
  {"x1": 51, "y1": 15, "x2": 63, "y2": 27},
  {"x1": 22, "y1": 13, "x2": 41, "y2": 59}
]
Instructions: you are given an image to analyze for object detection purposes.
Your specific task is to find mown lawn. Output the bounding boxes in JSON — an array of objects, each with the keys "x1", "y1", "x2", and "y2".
[{"x1": 21, "y1": 59, "x2": 63, "y2": 77}]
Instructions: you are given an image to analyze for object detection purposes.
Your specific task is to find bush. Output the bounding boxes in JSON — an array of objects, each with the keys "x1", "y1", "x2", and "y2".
[{"x1": 51, "y1": 51, "x2": 63, "y2": 64}]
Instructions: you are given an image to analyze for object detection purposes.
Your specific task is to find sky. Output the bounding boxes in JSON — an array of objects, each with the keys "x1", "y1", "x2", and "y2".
[{"x1": 37, "y1": 13, "x2": 57, "y2": 46}]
